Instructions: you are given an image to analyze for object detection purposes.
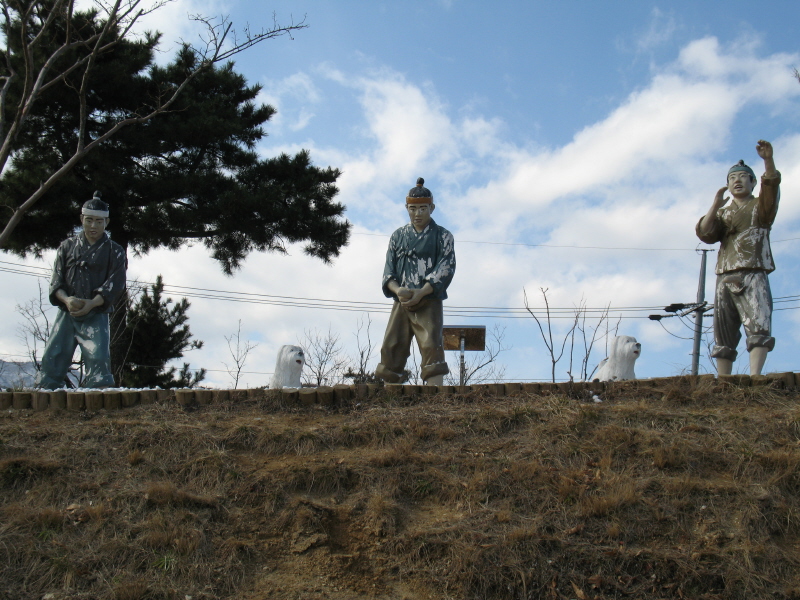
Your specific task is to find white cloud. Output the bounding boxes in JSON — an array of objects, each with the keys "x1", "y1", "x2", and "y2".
[
  {"x1": 272, "y1": 36, "x2": 800, "y2": 380},
  {"x1": 636, "y1": 7, "x2": 678, "y2": 53},
  {"x1": 356, "y1": 71, "x2": 456, "y2": 179},
  {"x1": 290, "y1": 108, "x2": 316, "y2": 131},
  {"x1": 4, "y1": 35, "x2": 800, "y2": 385},
  {"x1": 124, "y1": 227, "x2": 390, "y2": 388},
  {"x1": 773, "y1": 133, "x2": 800, "y2": 223},
  {"x1": 258, "y1": 72, "x2": 322, "y2": 132},
  {"x1": 313, "y1": 36, "x2": 800, "y2": 256},
  {"x1": 163, "y1": 28, "x2": 800, "y2": 383}
]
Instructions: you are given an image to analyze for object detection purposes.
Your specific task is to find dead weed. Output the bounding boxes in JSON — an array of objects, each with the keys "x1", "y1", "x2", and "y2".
[{"x1": 1, "y1": 385, "x2": 799, "y2": 599}]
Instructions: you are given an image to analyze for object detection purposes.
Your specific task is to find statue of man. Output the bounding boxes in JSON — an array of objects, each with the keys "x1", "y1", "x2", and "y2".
[
  {"x1": 375, "y1": 178, "x2": 456, "y2": 385},
  {"x1": 35, "y1": 192, "x2": 127, "y2": 389},
  {"x1": 696, "y1": 140, "x2": 780, "y2": 376}
]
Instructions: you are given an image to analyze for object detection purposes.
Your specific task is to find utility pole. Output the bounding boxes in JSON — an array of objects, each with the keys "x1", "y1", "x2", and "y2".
[
  {"x1": 649, "y1": 249, "x2": 714, "y2": 375},
  {"x1": 691, "y1": 250, "x2": 710, "y2": 376}
]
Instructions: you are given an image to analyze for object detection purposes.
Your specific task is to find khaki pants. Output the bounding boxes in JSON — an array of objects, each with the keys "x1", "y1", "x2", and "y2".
[
  {"x1": 375, "y1": 299, "x2": 449, "y2": 383},
  {"x1": 711, "y1": 271, "x2": 774, "y2": 362}
]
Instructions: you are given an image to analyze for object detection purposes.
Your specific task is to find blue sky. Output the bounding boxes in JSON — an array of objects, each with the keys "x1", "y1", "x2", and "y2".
[{"x1": 3, "y1": 0, "x2": 800, "y2": 387}]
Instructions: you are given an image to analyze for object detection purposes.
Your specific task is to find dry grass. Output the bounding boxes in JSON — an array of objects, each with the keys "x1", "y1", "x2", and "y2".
[{"x1": 1, "y1": 380, "x2": 799, "y2": 599}]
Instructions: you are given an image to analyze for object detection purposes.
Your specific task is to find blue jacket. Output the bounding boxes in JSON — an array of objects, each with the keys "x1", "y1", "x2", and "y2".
[{"x1": 381, "y1": 219, "x2": 455, "y2": 301}]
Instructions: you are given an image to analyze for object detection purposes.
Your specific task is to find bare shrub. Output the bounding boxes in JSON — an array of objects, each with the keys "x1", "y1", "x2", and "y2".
[{"x1": 299, "y1": 327, "x2": 350, "y2": 387}]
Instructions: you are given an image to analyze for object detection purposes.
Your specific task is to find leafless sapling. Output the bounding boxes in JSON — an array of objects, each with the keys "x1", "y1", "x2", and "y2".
[
  {"x1": 524, "y1": 287, "x2": 579, "y2": 383},
  {"x1": 224, "y1": 319, "x2": 258, "y2": 389},
  {"x1": 567, "y1": 298, "x2": 620, "y2": 382}
]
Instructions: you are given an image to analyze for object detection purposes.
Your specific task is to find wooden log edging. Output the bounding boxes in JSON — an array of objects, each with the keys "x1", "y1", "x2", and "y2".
[{"x1": 1, "y1": 371, "x2": 797, "y2": 414}]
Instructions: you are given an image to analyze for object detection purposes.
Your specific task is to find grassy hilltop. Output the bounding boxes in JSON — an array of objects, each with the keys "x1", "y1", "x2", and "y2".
[{"x1": 1, "y1": 380, "x2": 800, "y2": 600}]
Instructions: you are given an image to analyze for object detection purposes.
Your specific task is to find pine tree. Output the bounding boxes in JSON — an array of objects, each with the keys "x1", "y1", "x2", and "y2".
[
  {"x1": 120, "y1": 276, "x2": 206, "y2": 389},
  {"x1": 0, "y1": 4, "x2": 349, "y2": 271},
  {"x1": 0, "y1": 4, "x2": 348, "y2": 384}
]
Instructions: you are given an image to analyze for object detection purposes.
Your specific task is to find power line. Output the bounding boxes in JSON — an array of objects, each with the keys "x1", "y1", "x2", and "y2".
[
  {"x1": 355, "y1": 231, "x2": 800, "y2": 247},
  {"x1": 137, "y1": 284, "x2": 673, "y2": 319},
  {"x1": 134, "y1": 276, "x2": 667, "y2": 313},
  {"x1": 0, "y1": 265, "x2": 660, "y2": 318},
  {"x1": 0, "y1": 259, "x2": 668, "y2": 316},
  {"x1": 4, "y1": 258, "x2": 800, "y2": 319},
  {"x1": 0, "y1": 266, "x2": 48, "y2": 277},
  {"x1": 658, "y1": 320, "x2": 694, "y2": 340},
  {"x1": 126, "y1": 363, "x2": 274, "y2": 376},
  {"x1": 154, "y1": 286, "x2": 667, "y2": 317},
  {"x1": 3, "y1": 228, "x2": 797, "y2": 267},
  {"x1": 0, "y1": 259, "x2": 49, "y2": 272},
  {"x1": 353, "y1": 232, "x2": 697, "y2": 252}
]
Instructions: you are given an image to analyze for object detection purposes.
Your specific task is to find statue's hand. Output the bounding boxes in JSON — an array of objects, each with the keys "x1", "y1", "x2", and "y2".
[
  {"x1": 70, "y1": 303, "x2": 92, "y2": 317},
  {"x1": 400, "y1": 288, "x2": 426, "y2": 308},
  {"x1": 756, "y1": 139, "x2": 773, "y2": 160},
  {"x1": 69, "y1": 296, "x2": 101, "y2": 317},
  {"x1": 65, "y1": 296, "x2": 85, "y2": 313},
  {"x1": 714, "y1": 187, "x2": 730, "y2": 209},
  {"x1": 400, "y1": 288, "x2": 428, "y2": 308},
  {"x1": 396, "y1": 287, "x2": 413, "y2": 301}
]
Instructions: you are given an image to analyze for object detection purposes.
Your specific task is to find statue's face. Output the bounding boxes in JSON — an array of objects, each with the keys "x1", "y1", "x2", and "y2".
[
  {"x1": 406, "y1": 202, "x2": 434, "y2": 232},
  {"x1": 727, "y1": 170, "x2": 755, "y2": 199},
  {"x1": 81, "y1": 215, "x2": 108, "y2": 243}
]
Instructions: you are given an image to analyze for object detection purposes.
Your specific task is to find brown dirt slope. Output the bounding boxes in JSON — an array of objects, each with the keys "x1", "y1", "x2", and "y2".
[{"x1": 1, "y1": 379, "x2": 800, "y2": 600}]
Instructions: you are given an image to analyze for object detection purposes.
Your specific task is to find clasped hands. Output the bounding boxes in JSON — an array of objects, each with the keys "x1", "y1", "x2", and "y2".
[
  {"x1": 395, "y1": 286, "x2": 428, "y2": 308},
  {"x1": 59, "y1": 291, "x2": 104, "y2": 317},
  {"x1": 388, "y1": 280, "x2": 433, "y2": 309}
]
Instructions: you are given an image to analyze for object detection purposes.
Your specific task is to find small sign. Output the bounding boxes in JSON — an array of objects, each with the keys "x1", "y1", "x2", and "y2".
[{"x1": 442, "y1": 325, "x2": 486, "y2": 351}]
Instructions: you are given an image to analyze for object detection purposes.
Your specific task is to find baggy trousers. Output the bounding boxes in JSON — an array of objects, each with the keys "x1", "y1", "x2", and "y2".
[
  {"x1": 375, "y1": 299, "x2": 449, "y2": 383},
  {"x1": 35, "y1": 309, "x2": 115, "y2": 389},
  {"x1": 711, "y1": 270, "x2": 775, "y2": 362}
]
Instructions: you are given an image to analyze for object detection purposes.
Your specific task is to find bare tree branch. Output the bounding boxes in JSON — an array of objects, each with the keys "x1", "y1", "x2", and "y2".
[{"x1": 188, "y1": 12, "x2": 306, "y2": 64}]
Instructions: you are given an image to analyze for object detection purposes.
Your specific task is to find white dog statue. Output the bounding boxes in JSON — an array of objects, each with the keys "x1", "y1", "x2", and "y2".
[
  {"x1": 594, "y1": 336, "x2": 641, "y2": 382},
  {"x1": 269, "y1": 345, "x2": 306, "y2": 389}
]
